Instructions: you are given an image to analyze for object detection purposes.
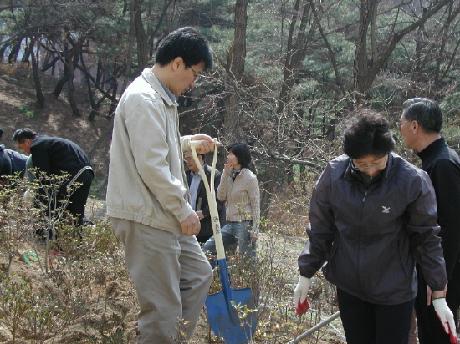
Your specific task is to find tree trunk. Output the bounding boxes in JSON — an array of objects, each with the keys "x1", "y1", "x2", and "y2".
[
  {"x1": 7, "y1": 36, "x2": 22, "y2": 63},
  {"x1": 108, "y1": 80, "x2": 119, "y2": 117},
  {"x1": 132, "y1": 0, "x2": 148, "y2": 70},
  {"x1": 309, "y1": 0, "x2": 344, "y2": 93},
  {"x1": 21, "y1": 37, "x2": 34, "y2": 63},
  {"x1": 31, "y1": 39, "x2": 44, "y2": 108},
  {"x1": 66, "y1": 44, "x2": 80, "y2": 117},
  {"x1": 370, "y1": 0, "x2": 377, "y2": 63},
  {"x1": 354, "y1": 0, "x2": 451, "y2": 95},
  {"x1": 53, "y1": 42, "x2": 71, "y2": 98},
  {"x1": 223, "y1": 0, "x2": 249, "y2": 143},
  {"x1": 41, "y1": 55, "x2": 59, "y2": 72},
  {"x1": 229, "y1": 0, "x2": 248, "y2": 79},
  {"x1": 353, "y1": 0, "x2": 376, "y2": 95},
  {"x1": 148, "y1": 0, "x2": 173, "y2": 57},
  {"x1": 278, "y1": 0, "x2": 314, "y2": 115},
  {"x1": 434, "y1": 2, "x2": 459, "y2": 85},
  {"x1": 80, "y1": 52, "x2": 98, "y2": 121},
  {"x1": 0, "y1": 41, "x2": 10, "y2": 60},
  {"x1": 413, "y1": 7, "x2": 428, "y2": 79}
]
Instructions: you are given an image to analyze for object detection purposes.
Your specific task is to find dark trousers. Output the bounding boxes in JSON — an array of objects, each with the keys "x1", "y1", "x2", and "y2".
[
  {"x1": 337, "y1": 288, "x2": 414, "y2": 344},
  {"x1": 415, "y1": 264, "x2": 460, "y2": 344},
  {"x1": 66, "y1": 169, "x2": 94, "y2": 225}
]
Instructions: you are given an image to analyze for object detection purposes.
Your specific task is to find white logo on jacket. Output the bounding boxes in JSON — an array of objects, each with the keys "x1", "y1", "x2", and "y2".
[{"x1": 381, "y1": 205, "x2": 391, "y2": 214}]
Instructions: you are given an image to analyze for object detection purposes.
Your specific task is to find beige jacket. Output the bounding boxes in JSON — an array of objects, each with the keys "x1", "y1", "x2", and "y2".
[
  {"x1": 106, "y1": 68, "x2": 194, "y2": 234},
  {"x1": 217, "y1": 168, "x2": 260, "y2": 233}
]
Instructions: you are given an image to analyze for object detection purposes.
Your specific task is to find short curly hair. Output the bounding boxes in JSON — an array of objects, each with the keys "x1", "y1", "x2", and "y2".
[{"x1": 343, "y1": 109, "x2": 395, "y2": 159}]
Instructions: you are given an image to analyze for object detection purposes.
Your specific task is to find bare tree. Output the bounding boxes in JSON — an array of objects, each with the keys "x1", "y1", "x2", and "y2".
[
  {"x1": 223, "y1": 0, "x2": 249, "y2": 143},
  {"x1": 353, "y1": 0, "x2": 452, "y2": 95},
  {"x1": 277, "y1": 0, "x2": 316, "y2": 115}
]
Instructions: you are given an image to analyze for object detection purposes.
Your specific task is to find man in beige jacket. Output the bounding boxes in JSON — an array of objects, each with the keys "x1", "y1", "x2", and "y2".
[{"x1": 106, "y1": 27, "x2": 215, "y2": 343}]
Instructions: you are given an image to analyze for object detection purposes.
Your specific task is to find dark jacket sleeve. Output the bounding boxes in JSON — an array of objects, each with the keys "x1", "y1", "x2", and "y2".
[
  {"x1": 31, "y1": 144, "x2": 51, "y2": 173},
  {"x1": 430, "y1": 159, "x2": 460, "y2": 280},
  {"x1": 407, "y1": 172, "x2": 447, "y2": 291},
  {"x1": 0, "y1": 147, "x2": 12, "y2": 176},
  {"x1": 298, "y1": 164, "x2": 336, "y2": 278}
]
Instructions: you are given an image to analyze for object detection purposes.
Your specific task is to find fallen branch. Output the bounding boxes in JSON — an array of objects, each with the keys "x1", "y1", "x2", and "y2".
[{"x1": 288, "y1": 311, "x2": 341, "y2": 344}]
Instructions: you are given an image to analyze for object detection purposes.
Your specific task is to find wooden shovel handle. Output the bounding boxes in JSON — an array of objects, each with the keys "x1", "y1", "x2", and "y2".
[{"x1": 191, "y1": 143, "x2": 226, "y2": 260}]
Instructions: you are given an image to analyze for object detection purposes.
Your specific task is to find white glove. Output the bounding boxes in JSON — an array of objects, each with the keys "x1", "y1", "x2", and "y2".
[
  {"x1": 293, "y1": 276, "x2": 311, "y2": 306},
  {"x1": 432, "y1": 298, "x2": 456, "y2": 335},
  {"x1": 23, "y1": 189, "x2": 34, "y2": 207}
]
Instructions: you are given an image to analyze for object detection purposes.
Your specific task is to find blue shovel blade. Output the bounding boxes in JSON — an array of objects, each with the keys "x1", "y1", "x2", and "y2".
[
  {"x1": 206, "y1": 259, "x2": 257, "y2": 344},
  {"x1": 206, "y1": 288, "x2": 257, "y2": 344}
]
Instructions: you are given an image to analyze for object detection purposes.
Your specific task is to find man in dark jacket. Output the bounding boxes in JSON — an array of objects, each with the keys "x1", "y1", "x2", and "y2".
[
  {"x1": 400, "y1": 98, "x2": 460, "y2": 343},
  {"x1": 12, "y1": 128, "x2": 94, "y2": 226},
  {"x1": 294, "y1": 110, "x2": 456, "y2": 344},
  {"x1": 0, "y1": 128, "x2": 27, "y2": 178},
  {"x1": 184, "y1": 151, "x2": 225, "y2": 243},
  {"x1": 0, "y1": 144, "x2": 27, "y2": 177}
]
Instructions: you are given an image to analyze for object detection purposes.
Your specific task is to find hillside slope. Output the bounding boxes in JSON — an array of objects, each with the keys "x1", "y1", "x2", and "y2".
[{"x1": 0, "y1": 64, "x2": 113, "y2": 197}]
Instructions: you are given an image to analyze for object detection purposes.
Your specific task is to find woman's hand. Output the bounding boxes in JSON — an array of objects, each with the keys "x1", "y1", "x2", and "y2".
[
  {"x1": 223, "y1": 162, "x2": 233, "y2": 174},
  {"x1": 294, "y1": 276, "x2": 311, "y2": 315}
]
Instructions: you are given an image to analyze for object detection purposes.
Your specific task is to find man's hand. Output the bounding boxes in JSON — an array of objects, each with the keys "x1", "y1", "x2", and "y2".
[
  {"x1": 190, "y1": 134, "x2": 220, "y2": 154},
  {"x1": 180, "y1": 212, "x2": 201, "y2": 236}
]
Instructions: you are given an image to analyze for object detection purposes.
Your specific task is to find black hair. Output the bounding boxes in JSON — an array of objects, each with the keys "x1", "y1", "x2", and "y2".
[
  {"x1": 12, "y1": 128, "x2": 37, "y2": 143},
  {"x1": 227, "y1": 143, "x2": 252, "y2": 169},
  {"x1": 402, "y1": 98, "x2": 442, "y2": 133},
  {"x1": 0, "y1": 128, "x2": 3, "y2": 139},
  {"x1": 155, "y1": 27, "x2": 213, "y2": 70},
  {"x1": 343, "y1": 109, "x2": 395, "y2": 159}
]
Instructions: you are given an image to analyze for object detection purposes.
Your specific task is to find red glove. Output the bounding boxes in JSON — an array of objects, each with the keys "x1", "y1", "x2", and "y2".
[
  {"x1": 295, "y1": 298, "x2": 310, "y2": 316},
  {"x1": 449, "y1": 328, "x2": 457, "y2": 344}
]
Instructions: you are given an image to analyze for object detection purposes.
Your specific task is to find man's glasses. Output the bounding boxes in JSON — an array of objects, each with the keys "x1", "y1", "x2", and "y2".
[
  {"x1": 352, "y1": 155, "x2": 388, "y2": 171},
  {"x1": 190, "y1": 67, "x2": 202, "y2": 81}
]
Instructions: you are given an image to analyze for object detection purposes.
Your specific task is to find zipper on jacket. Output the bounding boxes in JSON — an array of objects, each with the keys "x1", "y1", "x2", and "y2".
[
  {"x1": 357, "y1": 188, "x2": 368, "y2": 296},
  {"x1": 362, "y1": 190, "x2": 367, "y2": 203}
]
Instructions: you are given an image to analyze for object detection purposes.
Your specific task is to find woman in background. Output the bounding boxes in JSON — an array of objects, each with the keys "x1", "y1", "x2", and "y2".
[{"x1": 203, "y1": 143, "x2": 260, "y2": 261}]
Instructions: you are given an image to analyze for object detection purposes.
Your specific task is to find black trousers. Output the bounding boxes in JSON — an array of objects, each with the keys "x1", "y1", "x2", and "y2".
[
  {"x1": 415, "y1": 263, "x2": 460, "y2": 344},
  {"x1": 52, "y1": 169, "x2": 94, "y2": 227},
  {"x1": 66, "y1": 169, "x2": 94, "y2": 225},
  {"x1": 337, "y1": 288, "x2": 414, "y2": 344}
]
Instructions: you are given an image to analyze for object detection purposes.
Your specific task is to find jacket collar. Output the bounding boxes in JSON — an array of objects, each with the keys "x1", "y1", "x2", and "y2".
[
  {"x1": 141, "y1": 68, "x2": 177, "y2": 107},
  {"x1": 416, "y1": 138, "x2": 445, "y2": 162}
]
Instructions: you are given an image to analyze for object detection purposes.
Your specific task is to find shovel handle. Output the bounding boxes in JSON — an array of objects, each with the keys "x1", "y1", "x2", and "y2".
[{"x1": 191, "y1": 144, "x2": 226, "y2": 260}]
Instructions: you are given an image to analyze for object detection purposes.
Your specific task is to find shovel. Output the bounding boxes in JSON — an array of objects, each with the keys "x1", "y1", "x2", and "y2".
[{"x1": 190, "y1": 143, "x2": 257, "y2": 344}]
